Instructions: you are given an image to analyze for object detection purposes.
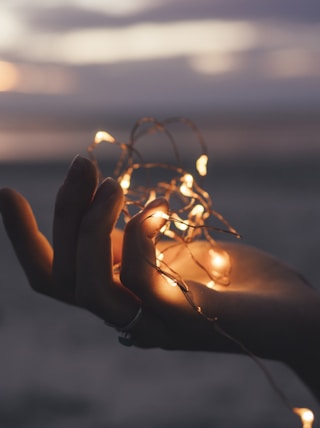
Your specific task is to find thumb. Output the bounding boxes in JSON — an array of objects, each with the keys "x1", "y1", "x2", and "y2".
[{"x1": 120, "y1": 198, "x2": 171, "y2": 298}]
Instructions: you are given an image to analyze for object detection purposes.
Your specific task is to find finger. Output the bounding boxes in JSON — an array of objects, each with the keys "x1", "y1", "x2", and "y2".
[
  {"x1": 0, "y1": 188, "x2": 53, "y2": 296},
  {"x1": 120, "y1": 198, "x2": 175, "y2": 300},
  {"x1": 76, "y1": 178, "x2": 140, "y2": 325},
  {"x1": 52, "y1": 155, "x2": 98, "y2": 303}
]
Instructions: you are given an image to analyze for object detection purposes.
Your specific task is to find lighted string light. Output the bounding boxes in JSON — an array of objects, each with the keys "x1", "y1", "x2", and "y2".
[
  {"x1": 88, "y1": 117, "x2": 314, "y2": 428},
  {"x1": 294, "y1": 408, "x2": 315, "y2": 428},
  {"x1": 88, "y1": 117, "x2": 239, "y2": 288}
]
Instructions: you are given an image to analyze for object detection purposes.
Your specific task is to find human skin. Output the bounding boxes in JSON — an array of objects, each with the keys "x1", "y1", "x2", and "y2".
[{"x1": 1, "y1": 155, "x2": 320, "y2": 401}]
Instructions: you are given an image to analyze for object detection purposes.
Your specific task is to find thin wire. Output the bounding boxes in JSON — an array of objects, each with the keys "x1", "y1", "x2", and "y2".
[
  {"x1": 212, "y1": 322, "x2": 294, "y2": 412},
  {"x1": 88, "y1": 117, "x2": 310, "y2": 427}
]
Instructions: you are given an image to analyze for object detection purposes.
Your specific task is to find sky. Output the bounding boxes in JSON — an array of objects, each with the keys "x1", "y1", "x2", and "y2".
[{"x1": 0, "y1": 0, "x2": 319, "y2": 159}]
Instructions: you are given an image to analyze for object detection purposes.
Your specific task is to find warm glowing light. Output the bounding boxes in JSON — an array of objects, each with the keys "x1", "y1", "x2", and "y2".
[
  {"x1": 148, "y1": 211, "x2": 170, "y2": 234},
  {"x1": 294, "y1": 408, "x2": 314, "y2": 428},
  {"x1": 164, "y1": 230, "x2": 175, "y2": 239},
  {"x1": 162, "y1": 274, "x2": 177, "y2": 287},
  {"x1": 159, "y1": 224, "x2": 167, "y2": 234},
  {"x1": 94, "y1": 131, "x2": 116, "y2": 145},
  {"x1": 211, "y1": 252, "x2": 226, "y2": 269},
  {"x1": 209, "y1": 248, "x2": 231, "y2": 284},
  {"x1": 152, "y1": 211, "x2": 170, "y2": 221},
  {"x1": 180, "y1": 173, "x2": 194, "y2": 197},
  {"x1": 190, "y1": 204, "x2": 204, "y2": 218},
  {"x1": 206, "y1": 280, "x2": 215, "y2": 289},
  {"x1": 180, "y1": 184, "x2": 192, "y2": 197},
  {"x1": 89, "y1": 116, "x2": 239, "y2": 289},
  {"x1": 156, "y1": 249, "x2": 164, "y2": 267},
  {"x1": 171, "y1": 213, "x2": 188, "y2": 231},
  {"x1": 120, "y1": 173, "x2": 131, "y2": 190},
  {"x1": 184, "y1": 173, "x2": 194, "y2": 187},
  {"x1": 196, "y1": 154, "x2": 208, "y2": 177},
  {"x1": 0, "y1": 61, "x2": 20, "y2": 92},
  {"x1": 88, "y1": 117, "x2": 314, "y2": 428}
]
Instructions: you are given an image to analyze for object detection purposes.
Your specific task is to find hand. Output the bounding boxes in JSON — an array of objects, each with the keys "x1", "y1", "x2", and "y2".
[{"x1": 1, "y1": 156, "x2": 320, "y2": 378}]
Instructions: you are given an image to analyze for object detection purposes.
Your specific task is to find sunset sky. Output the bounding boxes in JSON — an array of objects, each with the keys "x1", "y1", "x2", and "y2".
[{"x1": 0, "y1": 0, "x2": 319, "y2": 159}]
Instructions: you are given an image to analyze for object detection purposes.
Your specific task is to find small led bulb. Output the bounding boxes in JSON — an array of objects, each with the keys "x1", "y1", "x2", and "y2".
[
  {"x1": 162, "y1": 273, "x2": 177, "y2": 287},
  {"x1": 152, "y1": 211, "x2": 170, "y2": 221},
  {"x1": 171, "y1": 213, "x2": 188, "y2": 231},
  {"x1": 209, "y1": 247, "x2": 231, "y2": 285},
  {"x1": 180, "y1": 173, "x2": 194, "y2": 197},
  {"x1": 120, "y1": 173, "x2": 131, "y2": 190},
  {"x1": 196, "y1": 154, "x2": 208, "y2": 176},
  {"x1": 294, "y1": 408, "x2": 314, "y2": 428},
  {"x1": 190, "y1": 204, "x2": 204, "y2": 218},
  {"x1": 94, "y1": 130, "x2": 116, "y2": 145}
]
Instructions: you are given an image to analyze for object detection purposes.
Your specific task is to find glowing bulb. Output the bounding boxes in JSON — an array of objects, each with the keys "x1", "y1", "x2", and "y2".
[
  {"x1": 150, "y1": 211, "x2": 170, "y2": 233},
  {"x1": 196, "y1": 154, "x2": 208, "y2": 176},
  {"x1": 120, "y1": 173, "x2": 131, "y2": 190},
  {"x1": 152, "y1": 211, "x2": 170, "y2": 221},
  {"x1": 94, "y1": 130, "x2": 116, "y2": 144},
  {"x1": 164, "y1": 229, "x2": 175, "y2": 239},
  {"x1": 206, "y1": 280, "x2": 215, "y2": 289},
  {"x1": 180, "y1": 173, "x2": 194, "y2": 196},
  {"x1": 190, "y1": 204, "x2": 204, "y2": 218},
  {"x1": 159, "y1": 224, "x2": 167, "y2": 234},
  {"x1": 294, "y1": 408, "x2": 314, "y2": 428},
  {"x1": 156, "y1": 249, "x2": 164, "y2": 267},
  {"x1": 209, "y1": 247, "x2": 231, "y2": 284},
  {"x1": 180, "y1": 184, "x2": 192, "y2": 197},
  {"x1": 171, "y1": 213, "x2": 188, "y2": 231},
  {"x1": 211, "y1": 253, "x2": 226, "y2": 268},
  {"x1": 162, "y1": 274, "x2": 177, "y2": 287},
  {"x1": 183, "y1": 173, "x2": 194, "y2": 187}
]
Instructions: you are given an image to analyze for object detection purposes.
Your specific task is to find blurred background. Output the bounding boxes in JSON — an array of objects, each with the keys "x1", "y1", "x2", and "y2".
[
  {"x1": 0, "y1": 0, "x2": 319, "y2": 160},
  {"x1": 0, "y1": 1, "x2": 320, "y2": 427}
]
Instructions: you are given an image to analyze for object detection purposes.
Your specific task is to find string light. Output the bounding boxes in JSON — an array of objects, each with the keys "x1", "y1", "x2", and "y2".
[
  {"x1": 88, "y1": 116, "x2": 314, "y2": 428},
  {"x1": 294, "y1": 408, "x2": 314, "y2": 428},
  {"x1": 88, "y1": 116, "x2": 239, "y2": 288},
  {"x1": 196, "y1": 154, "x2": 208, "y2": 176}
]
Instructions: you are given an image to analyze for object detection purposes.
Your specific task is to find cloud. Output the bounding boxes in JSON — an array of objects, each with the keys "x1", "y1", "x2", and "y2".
[
  {"x1": 24, "y1": 6, "x2": 118, "y2": 32},
  {"x1": 158, "y1": 0, "x2": 320, "y2": 23},
  {"x1": 20, "y1": 1, "x2": 165, "y2": 33},
  {"x1": 40, "y1": 20, "x2": 256, "y2": 65},
  {"x1": 10, "y1": 0, "x2": 320, "y2": 38},
  {"x1": 10, "y1": 16, "x2": 320, "y2": 71},
  {"x1": 1, "y1": 0, "x2": 319, "y2": 121},
  {"x1": 21, "y1": 0, "x2": 320, "y2": 34}
]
